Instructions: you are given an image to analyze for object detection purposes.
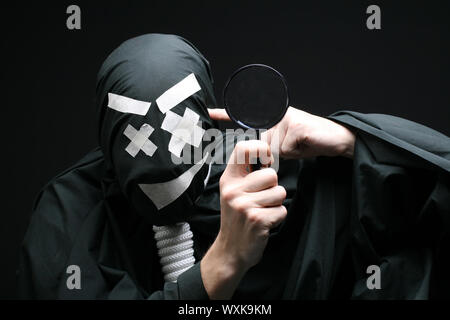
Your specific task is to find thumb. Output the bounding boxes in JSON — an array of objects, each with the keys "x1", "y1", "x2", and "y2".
[
  {"x1": 224, "y1": 140, "x2": 274, "y2": 178},
  {"x1": 208, "y1": 108, "x2": 231, "y2": 121}
]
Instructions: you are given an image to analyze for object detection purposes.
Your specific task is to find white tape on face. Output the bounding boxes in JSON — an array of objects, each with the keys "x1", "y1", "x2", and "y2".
[
  {"x1": 156, "y1": 73, "x2": 201, "y2": 114},
  {"x1": 167, "y1": 136, "x2": 186, "y2": 158},
  {"x1": 203, "y1": 161, "x2": 212, "y2": 187},
  {"x1": 108, "y1": 92, "x2": 151, "y2": 115},
  {"x1": 123, "y1": 123, "x2": 157, "y2": 157},
  {"x1": 161, "y1": 108, "x2": 206, "y2": 157},
  {"x1": 139, "y1": 153, "x2": 209, "y2": 210}
]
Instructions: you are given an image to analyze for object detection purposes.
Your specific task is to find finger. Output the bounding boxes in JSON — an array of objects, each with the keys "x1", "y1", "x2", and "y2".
[
  {"x1": 225, "y1": 140, "x2": 274, "y2": 178},
  {"x1": 261, "y1": 123, "x2": 288, "y2": 158},
  {"x1": 251, "y1": 205, "x2": 287, "y2": 229},
  {"x1": 208, "y1": 108, "x2": 231, "y2": 121},
  {"x1": 243, "y1": 168, "x2": 278, "y2": 192},
  {"x1": 248, "y1": 185, "x2": 287, "y2": 207},
  {"x1": 260, "y1": 128, "x2": 272, "y2": 146}
]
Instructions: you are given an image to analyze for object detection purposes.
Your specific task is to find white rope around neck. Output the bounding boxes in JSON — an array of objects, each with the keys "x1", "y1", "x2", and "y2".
[{"x1": 152, "y1": 222, "x2": 195, "y2": 282}]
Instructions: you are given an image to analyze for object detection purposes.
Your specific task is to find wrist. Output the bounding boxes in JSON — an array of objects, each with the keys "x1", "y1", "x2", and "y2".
[
  {"x1": 200, "y1": 232, "x2": 247, "y2": 299},
  {"x1": 340, "y1": 126, "x2": 355, "y2": 158}
]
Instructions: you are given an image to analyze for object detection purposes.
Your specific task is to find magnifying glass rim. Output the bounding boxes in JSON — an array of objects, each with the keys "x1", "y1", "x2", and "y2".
[{"x1": 223, "y1": 63, "x2": 289, "y2": 130}]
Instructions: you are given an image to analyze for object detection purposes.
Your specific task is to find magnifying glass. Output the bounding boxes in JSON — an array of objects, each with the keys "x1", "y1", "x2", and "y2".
[{"x1": 223, "y1": 64, "x2": 289, "y2": 170}]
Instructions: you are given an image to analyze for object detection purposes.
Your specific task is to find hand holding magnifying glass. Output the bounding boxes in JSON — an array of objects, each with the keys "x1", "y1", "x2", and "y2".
[
  {"x1": 210, "y1": 63, "x2": 355, "y2": 160},
  {"x1": 202, "y1": 65, "x2": 356, "y2": 300}
]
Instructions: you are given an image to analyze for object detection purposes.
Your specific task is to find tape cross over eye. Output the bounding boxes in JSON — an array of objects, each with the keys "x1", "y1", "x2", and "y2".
[
  {"x1": 161, "y1": 108, "x2": 205, "y2": 157},
  {"x1": 123, "y1": 123, "x2": 158, "y2": 157}
]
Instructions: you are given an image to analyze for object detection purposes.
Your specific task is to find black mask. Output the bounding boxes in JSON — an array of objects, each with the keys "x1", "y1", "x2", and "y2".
[{"x1": 96, "y1": 34, "x2": 217, "y2": 226}]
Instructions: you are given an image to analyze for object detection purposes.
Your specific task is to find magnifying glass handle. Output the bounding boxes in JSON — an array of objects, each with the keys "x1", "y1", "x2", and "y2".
[
  {"x1": 251, "y1": 130, "x2": 263, "y2": 171},
  {"x1": 251, "y1": 161, "x2": 262, "y2": 171},
  {"x1": 251, "y1": 157, "x2": 262, "y2": 171}
]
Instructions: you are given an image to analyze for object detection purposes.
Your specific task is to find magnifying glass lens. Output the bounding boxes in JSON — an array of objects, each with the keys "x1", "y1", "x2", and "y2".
[{"x1": 224, "y1": 64, "x2": 289, "y2": 129}]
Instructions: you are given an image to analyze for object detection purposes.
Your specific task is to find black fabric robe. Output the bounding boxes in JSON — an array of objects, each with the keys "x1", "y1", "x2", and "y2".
[{"x1": 17, "y1": 34, "x2": 450, "y2": 299}]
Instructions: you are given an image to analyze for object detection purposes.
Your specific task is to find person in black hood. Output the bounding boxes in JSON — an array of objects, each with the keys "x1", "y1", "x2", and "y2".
[{"x1": 17, "y1": 33, "x2": 450, "y2": 299}]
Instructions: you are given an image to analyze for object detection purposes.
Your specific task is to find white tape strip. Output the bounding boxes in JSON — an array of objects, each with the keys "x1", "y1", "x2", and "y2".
[
  {"x1": 161, "y1": 108, "x2": 205, "y2": 157},
  {"x1": 174, "y1": 108, "x2": 204, "y2": 147},
  {"x1": 156, "y1": 73, "x2": 201, "y2": 114},
  {"x1": 108, "y1": 92, "x2": 151, "y2": 115},
  {"x1": 203, "y1": 161, "x2": 212, "y2": 187},
  {"x1": 123, "y1": 123, "x2": 157, "y2": 157},
  {"x1": 168, "y1": 136, "x2": 186, "y2": 158},
  {"x1": 139, "y1": 153, "x2": 209, "y2": 210},
  {"x1": 160, "y1": 111, "x2": 180, "y2": 132}
]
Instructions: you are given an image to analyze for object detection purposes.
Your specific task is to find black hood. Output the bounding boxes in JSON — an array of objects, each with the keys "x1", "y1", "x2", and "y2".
[{"x1": 95, "y1": 34, "x2": 217, "y2": 225}]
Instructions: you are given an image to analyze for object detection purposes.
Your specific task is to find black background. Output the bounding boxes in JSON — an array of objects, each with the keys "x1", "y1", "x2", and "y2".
[{"x1": 0, "y1": 1, "x2": 449, "y2": 299}]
